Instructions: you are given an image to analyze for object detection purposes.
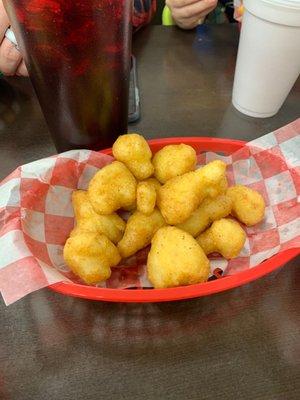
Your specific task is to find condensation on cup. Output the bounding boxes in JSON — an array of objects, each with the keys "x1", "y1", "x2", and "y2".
[{"x1": 232, "y1": 0, "x2": 300, "y2": 118}]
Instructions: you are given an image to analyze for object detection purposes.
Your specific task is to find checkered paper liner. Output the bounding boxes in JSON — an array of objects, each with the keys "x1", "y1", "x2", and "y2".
[{"x1": 1, "y1": 119, "x2": 300, "y2": 305}]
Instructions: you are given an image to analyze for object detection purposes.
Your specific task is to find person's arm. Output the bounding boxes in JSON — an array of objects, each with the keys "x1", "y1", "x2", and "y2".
[
  {"x1": 166, "y1": 0, "x2": 218, "y2": 29},
  {"x1": 0, "y1": 0, "x2": 27, "y2": 76}
]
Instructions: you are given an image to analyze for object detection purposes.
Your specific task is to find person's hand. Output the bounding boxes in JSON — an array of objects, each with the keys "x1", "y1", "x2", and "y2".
[
  {"x1": 166, "y1": 0, "x2": 218, "y2": 29},
  {"x1": 0, "y1": 1, "x2": 28, "y2": 76}
]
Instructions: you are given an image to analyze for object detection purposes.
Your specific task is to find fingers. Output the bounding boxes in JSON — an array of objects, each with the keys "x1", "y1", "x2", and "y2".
[
  {"x1": 1, "y1": 3, "x2": 27, "y2": 77},
  {"x1": 16, "y1": 60, "x2": 28, "y2": 76},
  {"x1": 169, "y1": 0, "x2": 217, "y2": 20},
  {"x1": 0, "y1": 1, "x2": 10, "y2": 42},
  {"x1": 1, "y1": 1, "x2": 25, "y2": 76},
  {"x1": 166, "y1": 0, "x2": 218, "y2": 29},
  {"x1": 168, "y1": 0, "x2": 215, "y2": 8},
  {"x1": 0, "y1": 37, "x2": 22, "y2": 75},
  {"x1": 192, "y1": 4, "x2": 217, "y2": 21}
]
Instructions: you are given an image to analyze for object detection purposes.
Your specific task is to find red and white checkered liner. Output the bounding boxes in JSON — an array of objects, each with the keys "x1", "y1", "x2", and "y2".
[{"x1": 0, "y1": 119, "x2": 300, "y2": 305}]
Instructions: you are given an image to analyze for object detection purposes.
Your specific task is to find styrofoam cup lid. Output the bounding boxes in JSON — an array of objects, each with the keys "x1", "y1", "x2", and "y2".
[
  {"x1": 244, "y1": 0, "x2": 300, "y2": 26},
  {"x1": 269, "y1": 0, "x2": 300, "y2": 7}
]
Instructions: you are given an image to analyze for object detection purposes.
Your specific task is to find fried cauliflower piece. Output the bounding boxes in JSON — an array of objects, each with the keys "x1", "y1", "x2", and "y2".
[
  {"x1": 227, "y1": 185, "x2": 266, "y2": 226},
  {"x1": 197, "y1": 159, "x2": 228, "y2": 199},
  {"x1": 147, "y1": 226, "x2": 210, "y2": 289},
  {"x1": 157, "y1": 171, "x2": 200, "y2": 225},
  {"x1": 152, "y1": 144, "x2": 197, "y2": 184},
  {"x1": 117, "y1": 209, "x2": 166, "y2": 259},
  {"x1": 136, "y1": 178, "x2": 161, "y2": 215},
  {"x1": 136, "y1": 182, "x2": 156, "y2": 216},
  {"x1": 63, "y1": 231, "x2": 121, "y2": 284},
  {"x1": 144, "y1": 177, "x2": 161, "y2": 192},
  {"x1": 112, "y1": 133, "x2": 154, "y2": 180},
  {"x1": 88, "y1": 161, "x2": 136, "y2": 215},
  {"x1": 176, "y1": 194, "x2": 232, "y2": 237},
  {"x1": 197, "y1": 218, "x2": 246, "y2": 259},
  {"x1": 157, "y1": 160, "x2": 227, "y2": 225},
  {"x1": 72, "y1": 190, "x2": 125, "y2": 243}
]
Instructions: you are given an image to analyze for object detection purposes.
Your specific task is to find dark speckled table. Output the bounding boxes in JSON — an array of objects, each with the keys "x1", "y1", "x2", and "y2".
[{"x1": 0, "y1": 25, "x2": 299, "y2": 400}]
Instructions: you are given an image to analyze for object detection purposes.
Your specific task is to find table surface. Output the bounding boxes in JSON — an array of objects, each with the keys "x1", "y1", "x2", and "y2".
[{"x1": 0, "y1": 25, "x2": 299, "y2": 400}]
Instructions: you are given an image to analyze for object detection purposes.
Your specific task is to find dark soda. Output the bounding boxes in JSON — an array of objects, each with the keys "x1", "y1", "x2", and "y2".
[{"x1": 4, "y1": 0, "x2": 132, "y2": 152}]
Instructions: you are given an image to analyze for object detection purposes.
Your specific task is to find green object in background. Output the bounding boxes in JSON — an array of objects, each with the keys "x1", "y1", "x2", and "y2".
[
  {"x1": 0, "y1": 71, "x2": 3, "y2": 77},
  {"x1": 162, "y1": 5, "x2": 175, "y2": 26}
]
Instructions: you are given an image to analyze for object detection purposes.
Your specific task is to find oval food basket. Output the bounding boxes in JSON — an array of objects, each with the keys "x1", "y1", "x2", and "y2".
[{"x1": 50, "y1": 137, "x2": 299, "y2": 302}]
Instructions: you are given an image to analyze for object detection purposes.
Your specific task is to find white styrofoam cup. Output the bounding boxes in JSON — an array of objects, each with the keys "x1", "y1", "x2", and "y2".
[{"x1": 232, "y1": 0, "x2": 300, "y2": 118}]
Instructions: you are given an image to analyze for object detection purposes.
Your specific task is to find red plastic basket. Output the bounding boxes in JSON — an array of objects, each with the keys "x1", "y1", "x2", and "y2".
[{"x1": 49, "y1": 137, "x2": 299, "y2": 302}]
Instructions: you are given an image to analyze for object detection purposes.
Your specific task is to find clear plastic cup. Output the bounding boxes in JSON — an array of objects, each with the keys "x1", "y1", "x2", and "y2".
[{"x1": 4, "y1": 0, "x2": 132, "y2": 151}]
